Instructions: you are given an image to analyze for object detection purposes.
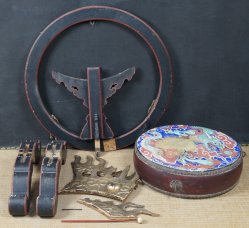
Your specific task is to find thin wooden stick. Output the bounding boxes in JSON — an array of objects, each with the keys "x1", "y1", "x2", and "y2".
[{"x1": 61, "y1": 218, "x2": 137, "y2": 223}]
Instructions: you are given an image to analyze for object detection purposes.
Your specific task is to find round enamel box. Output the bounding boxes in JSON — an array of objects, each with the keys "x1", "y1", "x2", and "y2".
[{"x1": 134, "y1": 125, "x2": 243, "y2": 198}]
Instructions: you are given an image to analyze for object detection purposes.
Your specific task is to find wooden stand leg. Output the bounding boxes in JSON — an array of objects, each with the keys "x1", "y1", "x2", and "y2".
[
  {"x1": 36, "y1": 140, "x2": 66, "y2": 217},
  {"x1": 9, "y1": 140, "x2": 41, "y2": 216}
]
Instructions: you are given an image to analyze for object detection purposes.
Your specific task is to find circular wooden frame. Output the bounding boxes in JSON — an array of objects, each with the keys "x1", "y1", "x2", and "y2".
[{"x1": 25, "y1": 6, "x2": 173, "y2": 150}]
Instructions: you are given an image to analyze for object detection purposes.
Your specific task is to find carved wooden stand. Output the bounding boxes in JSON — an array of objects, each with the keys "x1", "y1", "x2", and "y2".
[
  {"x1": 9, "y1": 140, "x2": 41, "y2": 216},
  {"x1": 52, "y1": 66, "x2": 135, "y2": 155},
  {"x1": 9, "y1": 140, "x2": 67, "y2": 217},
  {"x1": 36, "y1": 140, "x2": 67, "y2": 217}
]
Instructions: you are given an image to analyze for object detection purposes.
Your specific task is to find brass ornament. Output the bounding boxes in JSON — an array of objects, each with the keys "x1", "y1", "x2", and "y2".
[
  {"x1": 78, "y1": 198, "x2": 160, "y2": 220},
  {"x1": 60, "y1": 155, "x2": 139, "y2": 201}
]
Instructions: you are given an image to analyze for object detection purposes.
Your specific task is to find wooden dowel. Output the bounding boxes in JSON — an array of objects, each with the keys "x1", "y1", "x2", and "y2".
[{"x1": 61, "y1": 219, "x2": 137, "y2": 223}]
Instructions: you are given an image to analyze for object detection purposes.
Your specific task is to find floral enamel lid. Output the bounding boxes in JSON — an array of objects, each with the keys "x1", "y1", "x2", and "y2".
[{"x1": 136, "y1": 125, "x2": 241, "y2": 172}]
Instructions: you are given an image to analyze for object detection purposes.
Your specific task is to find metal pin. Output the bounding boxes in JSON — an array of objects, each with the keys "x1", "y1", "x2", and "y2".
[{"x1": 62, "y1": 208, "x2": 82, "y2": 211}]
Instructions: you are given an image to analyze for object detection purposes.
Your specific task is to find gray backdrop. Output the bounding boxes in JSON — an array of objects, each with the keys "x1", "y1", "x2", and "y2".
[{"x1": 0, "y1": 0, "x2": 249, "y2": 148}]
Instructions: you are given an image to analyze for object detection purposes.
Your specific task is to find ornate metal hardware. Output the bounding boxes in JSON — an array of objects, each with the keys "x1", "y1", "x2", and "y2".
[
  {"x1": 77, "y1": 198, "x2": 159, "y2": 220},
  {"x1": 60, "y1": 155, "x2": 139, "y2": 201}
]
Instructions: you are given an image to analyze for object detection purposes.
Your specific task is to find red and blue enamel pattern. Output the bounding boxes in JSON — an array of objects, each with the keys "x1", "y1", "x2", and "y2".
[{"x1": 134, "y1": 125, "x2": 243, "y2": 198}]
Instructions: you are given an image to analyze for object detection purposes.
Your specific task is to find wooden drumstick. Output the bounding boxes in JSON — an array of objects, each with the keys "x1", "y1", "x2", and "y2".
[{"x1": 61, "y1": 217, "x2": 143, "y2": 224}]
